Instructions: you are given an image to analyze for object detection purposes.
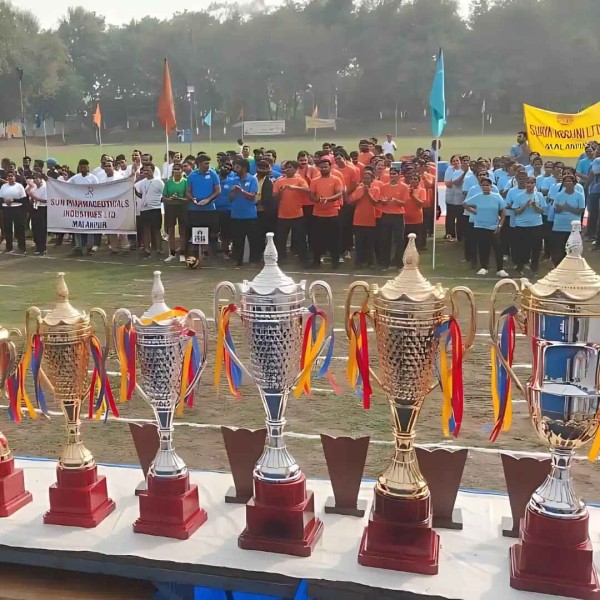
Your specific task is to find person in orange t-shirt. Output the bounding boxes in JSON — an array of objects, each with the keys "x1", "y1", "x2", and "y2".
[
  {"x1": 404, "y1": 172, "x2": 426, "y2": 252},
  {"x1": 377, "y1": 166, "x2": 409, "y2": 269},
  {"x1": 418, "y1": 160, "x2": 436, "y2": 246},
  {"x1": 273, "y1": 160, "x2": 309, "y2": 264},
  {"x1": 297, "y1": 151, "x2": 318, "y2": 253},
  {"x1": 358, "y1": 140, "x2": 374, "y2": 166},
  {"x1": 309, "y1": 157, "x2": 344, "y2": 269},
  {"x1": 348, "y1": 169, "x2": 380, "y2": 267},
  {"x1": 334, "y1": 151, "x2": 360, "y2": 259},
  {"x1": 374, "y1": 159, "x2": 390, "y2": 185}
]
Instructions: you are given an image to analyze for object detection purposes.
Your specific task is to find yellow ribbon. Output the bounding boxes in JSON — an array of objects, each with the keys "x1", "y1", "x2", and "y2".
[
  {"x1": 17, "y1": 338, "x2": 37, "y2": 420},
  {"x1": 589, "y1": 428, "x2": 600, "y2": 461},
  {"x1": 490, "y1": 345, "x2": 512, "y2": 433},
  {"x1": 116, "y1": 325, "x2": 129, "y2": 403},
  {"x1": 214, "y1": 307, "x2": 227, "y2": 388},
  {"x1": 139, "y1": 308, "x2": 188, "y2": 326},
  {"x1": 440, "y1": 340, "x2": 452, "y2": 437},
  {"x1": 293, "y1": 319, "x2": 327, "y2": 397},
  {"x1": 177, "y1": 338, "x2": 194, "y2": 416}
]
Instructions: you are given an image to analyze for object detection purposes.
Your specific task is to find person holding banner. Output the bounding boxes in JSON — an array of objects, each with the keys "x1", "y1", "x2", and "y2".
[
  {"x1": 67, "y1": 159, "x2": 98, "y2": 256},
  {"x1": 26, "y1": 173, "x2": 47, "y2": 256},
  {"x1": 134, "y1": 164, "x2": 164, "y2": 259}
]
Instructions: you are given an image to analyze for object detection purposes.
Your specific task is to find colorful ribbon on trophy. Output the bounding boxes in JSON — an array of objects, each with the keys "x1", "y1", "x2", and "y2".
[
  {"x1": 294, "y1": 305, "x2": 335, "y2": 397},
  {"x1": 214, "y1": 304, "x2": 242, "y2": 398},
  {"x1": 489, "y1": 306, "x2": 517, "y2": 442},
  {"x1": 116, "y1": 322, "x2": 137, "y2": 402},
  {"x1": 139, "y1": 306, "x2": 189, "y2": 326},
  {"x1": 435, "y1": 318, "x2": 464, "y2": 437},
  {"x1": 88, "y1": 335, "x2": 119, "y2": 421},
  {"x1": 8, "y1": 334, "x2": 41, "y2": 423},
  {"x1": 346, "y1": 304, "x2": 372, "y2": 409},
  {"x1": 177, "y1": 331, "x2": 202, "y2": 415}
]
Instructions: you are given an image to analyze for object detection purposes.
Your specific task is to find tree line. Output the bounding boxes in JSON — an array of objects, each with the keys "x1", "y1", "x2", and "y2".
[{"x1": 0, "y1": 0, "x2": 598, "y2": 129}]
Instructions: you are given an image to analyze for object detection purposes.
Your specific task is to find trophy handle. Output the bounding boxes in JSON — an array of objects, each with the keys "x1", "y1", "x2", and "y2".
[
  {"x1": 449, "y1": 286, "x2": 477, "y2": 355},
  {"x1": 112, "y1": 308, "x2": 133, "y2": 358},
  {"x1": 489, "y1": 279, "x2": 525, "y2": 394},
  {"x1": 214, "y1": 281, "x2": 254, "y2": 384},
  {"x1": 0, "y1": 336, "x2": 19, "y2": 392},
  {"x1": 344, "y1": 281, "x2": 382, "y2": 388},
  {"x1": 180, "y1": 308, "x2": 209, "y2": 399},
  {"x1": 90, "y1": 307, "x2": 111, "y2": 360},
  {"x1": 24, "y1": 307, "x2": 53, "y2": 394},
  {"x1": 308, "y1": 279, "x2": 335, "y2": 358}
]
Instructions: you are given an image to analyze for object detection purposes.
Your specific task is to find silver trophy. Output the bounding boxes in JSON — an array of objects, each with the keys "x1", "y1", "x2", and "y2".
[
  {"x1": 113, "y1": 271, "x2": 208, "y2": 479},
  {"x1": 214, "y1": 233, "x2": 334, "y2": 484}
]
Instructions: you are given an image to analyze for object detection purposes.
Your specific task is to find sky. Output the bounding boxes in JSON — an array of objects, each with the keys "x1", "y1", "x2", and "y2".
[{"x1": 28, "y1": 0, "x2": 472, "y2": 29}]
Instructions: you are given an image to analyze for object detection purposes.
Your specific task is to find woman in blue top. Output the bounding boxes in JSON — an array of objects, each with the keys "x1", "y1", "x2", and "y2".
[
  {"x1": 444, "y1": 154, "x2": 469, "y2": 241},
  {"x1": 464, "y1": 178, "x2": 508, "y2": 277},
  {"x1": 512, "y1": 177, "x2": 545, "y2": 275},
  {"x1": 550, "y1": 173, "x2": 585, "y2": 266}
]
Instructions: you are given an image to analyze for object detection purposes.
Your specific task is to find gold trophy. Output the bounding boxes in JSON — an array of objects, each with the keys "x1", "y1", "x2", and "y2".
[
  {"x1": 26, "y1": 272, "x2": 116, "y2": 527},
  {"x1": 344, "y1": 235, "x2": 476, "y2": 574},
  {"x1": 0, "y1": 325, "x2": 33, "y2": 516}
]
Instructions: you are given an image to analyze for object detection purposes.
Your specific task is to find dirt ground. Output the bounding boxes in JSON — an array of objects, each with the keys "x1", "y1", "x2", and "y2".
[{"x1": 0, "y1": 236, "x2": 599, "y2": 503}]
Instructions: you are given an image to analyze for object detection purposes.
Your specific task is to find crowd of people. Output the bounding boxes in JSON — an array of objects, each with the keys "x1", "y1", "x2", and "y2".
[{"x1": 0, "y1": 131, "x2": 597, "y2": 277}]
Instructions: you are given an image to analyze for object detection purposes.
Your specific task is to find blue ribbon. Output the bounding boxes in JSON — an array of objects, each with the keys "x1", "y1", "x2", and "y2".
[
  {"x1": 225, "y1": 328, "x2": 243, "y2": 388},
  {"x1": 30, "y1": 337, "x2": 49, "y2": 416}
]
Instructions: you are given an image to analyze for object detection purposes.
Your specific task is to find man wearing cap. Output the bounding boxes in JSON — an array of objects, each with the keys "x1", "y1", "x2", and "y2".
[{"x1": 309, "y1": 156, "x2": 344, "y2": 269}]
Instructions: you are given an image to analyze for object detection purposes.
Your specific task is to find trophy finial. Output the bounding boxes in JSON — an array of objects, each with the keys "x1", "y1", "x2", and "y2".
[
  {"x1": 566, "y1": 221, "x2": 583, "y2": 258},
  {"x1": 264, "y1": 232, "x2": 278, "y2": 266},
  {"x1": 43, "y1": 272, "x2": 86, "y2": 324},
  {"x1": 142, "y1": 271, "x2": 171, "y2": 320},
  {"x1": 403, "y1": 234, "x2": 420, "y2": 270},
  {"x1": 56, "y1": 272, "x2": 69, "y2": 301}
]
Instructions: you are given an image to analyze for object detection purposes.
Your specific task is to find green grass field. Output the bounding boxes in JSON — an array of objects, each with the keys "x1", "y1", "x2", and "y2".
[{"x1": 0, "y1": 135, "x2": 520, "y2": 167}]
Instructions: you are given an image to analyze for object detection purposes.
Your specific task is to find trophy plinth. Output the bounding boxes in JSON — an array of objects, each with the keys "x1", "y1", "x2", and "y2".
[
  {"x1": 510, "y1": 509, "x2": 600, "y2": 599},
  {"x1": 134, "y1": 473, "x2": 207, "y2": 539},
  {"x1": 114, "y1": 271, "x2": 209, "y2": 539},
  {"x1": 44, "y1": 464, "x2": 115, "y2": 528},
  {"x1": 215, "y1": 233, "x2": 333, "y2": 557},
  {"x1": 345, "y1": 235, "x2": 475, "y2": 575},
  {"x1": 358, "y1": 489, "x2": 439, "y2": 575},
  {"x1": 0, "y1": 458, "x2": 32, "y2": 517},
  {"x1": 238, "y1": 475, "x2": 323, "y2": 557},
  {"x1": 490, "y1": 223, "x2": 600, "y2": 596}
]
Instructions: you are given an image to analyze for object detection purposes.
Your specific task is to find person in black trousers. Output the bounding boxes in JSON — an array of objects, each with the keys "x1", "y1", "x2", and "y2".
[
  {"x1": 26, "y1": 175, "x2": 48, "y2": 255},
  {"x1": 0, "y1": 172, "x2": 27, "y2": 254},
  {"x1": 229, "y1": 158, "x2": 260, "y2": 265}
]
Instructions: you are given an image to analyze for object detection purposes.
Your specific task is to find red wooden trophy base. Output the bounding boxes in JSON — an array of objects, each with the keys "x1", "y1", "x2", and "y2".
[
  {"x1": 510, "y1": 507, "x2": 600, "y2": 599},
  {"x1": 238, "y1": 474, "x2": 323, "y2": 557},
  {"x1": 134, "y1": 472, "x2": 207, "y2": 540},
  {"x1": 44, "y1": 464, "x2": 115, "y2": 528},
  {"x1": 358, "y1": 489, "x2": 440, "y2": 575},
  {"x1": 0, "y1": 457, "x2": 32, "y2": 517}
]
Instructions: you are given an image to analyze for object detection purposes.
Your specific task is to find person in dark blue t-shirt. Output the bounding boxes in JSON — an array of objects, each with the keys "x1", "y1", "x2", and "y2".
[
  {"x1": 185, "y1": 154, "x2": 221, "y2": 261},
  {"x1": 229, "y1": 158, "x2": 260, "y2": 265}
]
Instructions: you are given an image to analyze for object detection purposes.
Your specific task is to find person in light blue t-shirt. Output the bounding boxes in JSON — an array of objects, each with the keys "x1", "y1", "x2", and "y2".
[
  {"x1": 549, "y1": 173, "x2": 585, "y2": 266},
  {"x1": 512, "y1": 177, "x2": 545, "y2": 275},
  {"x1": 464, "y1": 178, "x2": 508, "y2": 277}
]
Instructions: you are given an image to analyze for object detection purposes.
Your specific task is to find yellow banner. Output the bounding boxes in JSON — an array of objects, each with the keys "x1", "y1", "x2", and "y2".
[
  {"x1": 524, "y1": 102, "x2": 600, "y2": 157},
  {"x1": 305, "y1": 116, "x2": 336, "y2": 130}
]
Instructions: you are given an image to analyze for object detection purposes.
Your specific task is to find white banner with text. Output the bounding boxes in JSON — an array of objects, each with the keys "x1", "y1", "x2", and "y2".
[
  {"x1": 242, "y1": 120, "x2": 286, "y2": 136},
  {"x1": 47, "y1": 178, "x2": 136, "y2": 234}
]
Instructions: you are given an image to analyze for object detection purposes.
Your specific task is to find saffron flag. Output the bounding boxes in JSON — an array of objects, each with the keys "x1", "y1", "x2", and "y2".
[
  {"x1": 523, "y1": 102, "x2": 600, "y2": 157},
  {"x1": 157, "y1": 58, "x2": 177, "y2": 133},
  {"x1": 429, "y1": 49, "x2": 446, "y2": 138},
  {"x1": 204, "y1": 110, "x2": 212, "y2": 127},
  {"x1": 93, "y1": 103, "x2": 101, "y2": 129}
]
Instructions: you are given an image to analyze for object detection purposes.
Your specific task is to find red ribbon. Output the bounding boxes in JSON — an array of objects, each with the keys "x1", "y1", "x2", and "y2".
[{"x1": 449, "y1": 318, "x2": 464, "y2": 437}]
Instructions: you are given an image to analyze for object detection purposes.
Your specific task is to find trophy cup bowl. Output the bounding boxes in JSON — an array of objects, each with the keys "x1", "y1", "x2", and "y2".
[
  {"x1": 489, "y1": 221, "x2": 600, "y2": 598},
  {"x1": 28, "y1": 272, "x2": 115, "y2": 528},
  {"x1": 114, "y1": 270, "x2": 209, "y2": 539},
  {"x1": 215, "y1": 232, "x2": 333, "y2": 556},
  {"x1": 344, "y1": 234, "x2": 476, "y2": 574}
]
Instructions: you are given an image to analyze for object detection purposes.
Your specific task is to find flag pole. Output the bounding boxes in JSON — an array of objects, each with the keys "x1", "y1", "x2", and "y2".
[
  {"x1": 395, "y1": 103, "x2": 398, "y2": 139},
  {"x1": 432, "y1": 138, "x2": 440, "y2": 270},
  {"x1": 97, "y1": 122, "x2": 103, "y2": 148},
  {"x1": 165, "y1": 125, "x2": 169, "y2": 166},
  {"x1": 43, "y1": 119, "x2": 49, "y2": 160}
]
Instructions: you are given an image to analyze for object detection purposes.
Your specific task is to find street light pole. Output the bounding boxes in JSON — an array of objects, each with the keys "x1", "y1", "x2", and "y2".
[
  {"x1": 187, "y1": 85, "x2": 195, "y2": 155},
  {"x1": 16, "y1": 67, "x2": 27, "y2": 157}
]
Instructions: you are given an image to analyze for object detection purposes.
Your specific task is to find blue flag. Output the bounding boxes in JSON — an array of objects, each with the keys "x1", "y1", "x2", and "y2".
[
  {"x1": 203, "y1": 110, "x2": 212, "y2": 127},
  {"x1": 429, "y1": 49, "x2": 446, "y2": 138}
]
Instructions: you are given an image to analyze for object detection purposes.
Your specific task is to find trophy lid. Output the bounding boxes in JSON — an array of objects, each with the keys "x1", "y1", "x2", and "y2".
[
  {"x1": 42, "y1": 272, "x2": 88, "y2": 326},
  {"x1": 141, "y1": 271, "x2": 172, "y2": 321},
  {"x1": 378, "y1": 234, "x2": 446, "y2": 302},
  {"x1": 241, "y1": 233, "x2": 303, "y2": 296},
  {"x1": 524, "y1": 221, "x2": 600, "y2": 303}
]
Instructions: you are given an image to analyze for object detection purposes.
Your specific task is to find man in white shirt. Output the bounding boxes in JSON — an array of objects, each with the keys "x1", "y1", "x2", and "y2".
[
  {"x1": 68, "y1": 159, "x2": 99, "y2": 255},
  {"x1": 99, "y1": 159, "x2": 132, "y2": 254},
  {"x1": 91, "y1": 154, "x2": 109, "y2": 178},
  {"x1": 382, "y1": 134, "x2": 397, "y2": 157},
  {"x1": 0, "y1": 171, "x2": 27, "y2": 254}
]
